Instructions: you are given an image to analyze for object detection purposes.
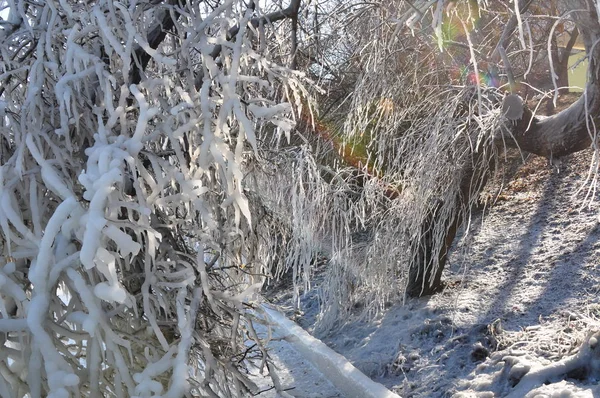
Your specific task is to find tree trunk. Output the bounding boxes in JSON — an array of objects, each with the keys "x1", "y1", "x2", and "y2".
[
  {"x1": 407, "y1": 159, "x2": 489, "y2": 297},
  {"x1": 548, "y1": 27, "x2": 580, "y2": 107},
  {"x1": 408, "y1": 0, "x2": 532, "y2": 298},
  {"x1": 406, "y1": 205, "x2": 462, "y2": 297},
  {"x1": 505, "y1": 5, "x2": 599, "y2": 158}
]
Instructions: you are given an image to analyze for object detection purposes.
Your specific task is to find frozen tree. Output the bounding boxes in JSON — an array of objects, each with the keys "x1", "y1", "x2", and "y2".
[
  {"x1": 252, "y1": 0, "x2": 600, "y2": 329},
  {"x1": 0, "y1": 0, "x2": 306, "y2": 396}
]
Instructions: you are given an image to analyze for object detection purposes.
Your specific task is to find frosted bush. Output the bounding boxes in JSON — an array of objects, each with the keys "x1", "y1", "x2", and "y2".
[{"x1": 0, "y1": 0, "x2": 305, "y2": 396}]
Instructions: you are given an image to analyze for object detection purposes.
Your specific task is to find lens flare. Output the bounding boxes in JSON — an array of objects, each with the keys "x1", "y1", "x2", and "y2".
[{"x1": 439, "y1": 2, "x2": 506, "y2": 90}]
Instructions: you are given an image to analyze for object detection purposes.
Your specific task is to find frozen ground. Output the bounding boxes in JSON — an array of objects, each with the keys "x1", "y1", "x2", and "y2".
[
  {"x1": 247, "y1": 316, "x2": 343, "y2": 398},
  {"x1": 265, "y1": 149, "x2": 600, "y2": 397}
]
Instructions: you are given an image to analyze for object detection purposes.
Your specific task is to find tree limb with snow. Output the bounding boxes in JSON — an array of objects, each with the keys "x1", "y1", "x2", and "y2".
[{"x1": 0, "y1": 0, "x2": 306, "y2": 396}]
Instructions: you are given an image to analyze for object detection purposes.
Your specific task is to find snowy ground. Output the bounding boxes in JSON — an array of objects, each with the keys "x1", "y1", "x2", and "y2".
[
  {"x1": 265, "y1": 149, "x2": 600, "y2": 397},
  {"x1": 249, "y1": 306, "x2": 399, "y2": 398}
]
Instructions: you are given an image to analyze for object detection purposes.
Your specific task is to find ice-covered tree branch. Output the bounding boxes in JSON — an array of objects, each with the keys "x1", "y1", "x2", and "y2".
[{"x1": 0, "y1": 0, "x2": 305, "y2": 396}]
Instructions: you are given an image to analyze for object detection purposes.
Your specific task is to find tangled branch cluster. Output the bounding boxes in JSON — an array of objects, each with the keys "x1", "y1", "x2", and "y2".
[{"x1": 0, "y1": 0, "x2": 305, "y2": 396}]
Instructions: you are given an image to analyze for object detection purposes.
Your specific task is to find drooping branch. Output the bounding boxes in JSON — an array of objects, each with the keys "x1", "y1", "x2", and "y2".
[
  {"x1": 189, "y1": 0, "x2": 302, "y2": 89},
  {"x1": 296, "y1": 109, "x2": 402, "y2": 199},
  {"x1": 491, "y1": 0, "x2": 534, "y2": 62},
  {"x1": 290, "y1": 14, "x2": 298, "y2": 69}
]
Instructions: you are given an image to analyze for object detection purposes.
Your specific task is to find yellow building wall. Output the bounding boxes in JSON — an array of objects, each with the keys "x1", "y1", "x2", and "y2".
[{"x1": 567, "y1": 52, "x2": 587, "y2": 92}]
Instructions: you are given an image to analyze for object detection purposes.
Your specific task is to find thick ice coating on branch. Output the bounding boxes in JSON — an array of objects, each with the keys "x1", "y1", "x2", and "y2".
[{"x1": 0, "y1": 0, "x2": 303, "y2": 396}]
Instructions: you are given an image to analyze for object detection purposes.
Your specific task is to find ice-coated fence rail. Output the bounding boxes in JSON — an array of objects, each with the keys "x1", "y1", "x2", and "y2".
[{"x1": 262, "y1": 305, "x2": 401, "y2": 398}]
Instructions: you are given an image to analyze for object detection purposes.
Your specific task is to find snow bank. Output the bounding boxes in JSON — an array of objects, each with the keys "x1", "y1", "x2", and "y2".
[{"x1": 261, "y1": 305, "x2": 401, "y2": 398}]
